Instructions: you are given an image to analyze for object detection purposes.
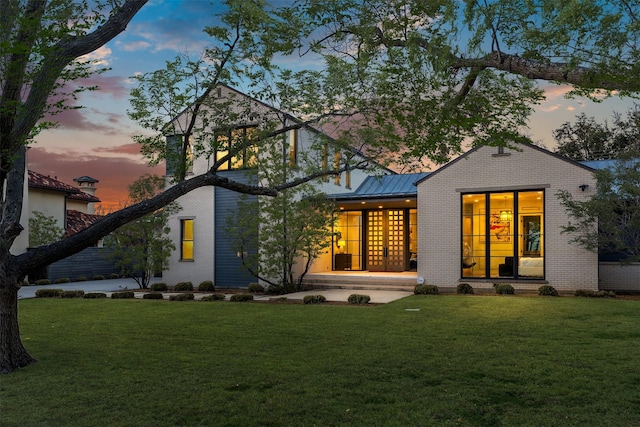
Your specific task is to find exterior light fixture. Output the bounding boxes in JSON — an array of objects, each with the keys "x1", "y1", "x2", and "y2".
[{"x1": 579, "y1": 184, "x2": 589, "y2": 191}]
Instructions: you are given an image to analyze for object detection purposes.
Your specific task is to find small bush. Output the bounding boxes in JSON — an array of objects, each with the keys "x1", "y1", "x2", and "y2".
[
  {"x1": 111, "y1": 291, "x2": 135, "y2": 299},
  {"x1": 495, "y1": 283, "x2": 515, "y2": 295},
  {"x1": 35, "y1": 279, "x2": 51, "y2": 286},
  {"x1": 60, "y1": 290, "x2": 84, "y2": 298},
  {"x1": 110, "y1": 273, "x2": 120, "y2": 279},
  {"x1": 265, "y1": 284, "x2": 284, "y2": 295},
  {"x1": 230, "y1": 293, "x2": 254, "y2": 302},
  {"x1": 174, "y1": 282, "x2": 194, "y2": 292},
  {"x1": 150, "y1": 282, "x2": 168, "y2": 292},
  {"x1": 84, "y1": 292, "x2": 107, "y2": 299},
  {"x1": 247, "y1": 283, "x2": 264, "y2": 293},
  {"x1": 143, "y1": 292, "x2": 164, "y2": 300},
  {"x1": 198, "y1": 281, "x2": 215, "y2": 292},
  {"x1": 35, "y1": 288, "x2": 62, "y2": 298},
  {"x1": 201, "y1": 293, "x2": 226, "y2": 302},
  {"x1": 538, "y1": 285, "x2": 559, "y2": 297},
  {"x1": 456, "y1": 283, "x2": 474, "y2": 294},
  {"x1": 54, "y1": 278, "x2": 71, "y2": 284},
  {"x1": 348, "y1": 294, "x2": 370, "y2": 305},
  {"x1": 414, "y1": 284, "x2": 439, "y2": 295},
  {"x1": 75, "y1": 276, "x2": 88, "y2": 282},
  {"x1": 303, "y1": 294, "x2": 326, "y2": 304},
  {"x1": 574, "y1": 289, "x2": 616, "y2": 298},
  {"x1": 169, "y1": 293, "x2": 195, "y2": 301},
  {"x1": 92, "y1": 275, "x2": 105, "y2": 281}
]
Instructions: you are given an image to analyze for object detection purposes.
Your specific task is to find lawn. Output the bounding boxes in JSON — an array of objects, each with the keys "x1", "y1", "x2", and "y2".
[{"x1": 2, "y1": 295, "x2": 640, "y2": 426}]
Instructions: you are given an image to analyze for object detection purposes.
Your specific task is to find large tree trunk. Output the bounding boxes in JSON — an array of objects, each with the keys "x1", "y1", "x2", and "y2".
[{"x1": 0, "y1": 276, "x2": 35, "y2": 373}]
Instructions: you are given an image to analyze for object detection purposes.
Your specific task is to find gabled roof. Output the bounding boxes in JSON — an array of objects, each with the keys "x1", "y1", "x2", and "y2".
[
  {"x1": 65, "y1": 210, "x2": 102, "y2": 237},
  {"x1": 330, "y1": 172, "x2": 429, "y2": 201},
  {"x1": 28, "y1": 170, "x2": 80, "y2": 194},
  {"x1": 415, "y1": 143, "x2": 596, "y2": 185}
]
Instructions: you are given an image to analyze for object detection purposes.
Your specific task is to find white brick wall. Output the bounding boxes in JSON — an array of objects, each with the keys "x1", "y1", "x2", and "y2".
[
  {"x1": 599, "y1": 263, "x2": 640, "y2": 291},
  {"x1": 417, "y1": 144, "x2": 598, "y2": 292}
]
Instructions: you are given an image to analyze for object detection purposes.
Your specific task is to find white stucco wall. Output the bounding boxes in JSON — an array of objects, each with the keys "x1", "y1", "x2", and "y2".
[{"x1": 417, "y1": 144, "x2": 598, "y2": 292}]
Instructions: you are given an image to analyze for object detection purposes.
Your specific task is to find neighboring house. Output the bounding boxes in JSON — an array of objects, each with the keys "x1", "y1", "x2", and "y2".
[
  {"x1": 11, "y1": 170, "x2": 117, "y2": 282},
  {"x1": 164, "y1": 86, "x2": 639, "y2": 292}
]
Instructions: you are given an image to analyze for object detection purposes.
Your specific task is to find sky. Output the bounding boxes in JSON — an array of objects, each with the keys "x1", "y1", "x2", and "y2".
[{"x1": 29, "y1": 0, "x2": 637, "y2": 211}]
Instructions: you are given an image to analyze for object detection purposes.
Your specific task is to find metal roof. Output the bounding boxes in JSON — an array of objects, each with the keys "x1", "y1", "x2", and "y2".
[{"x1": 330, "y1": 172, "x2": 429, "y2": 200}]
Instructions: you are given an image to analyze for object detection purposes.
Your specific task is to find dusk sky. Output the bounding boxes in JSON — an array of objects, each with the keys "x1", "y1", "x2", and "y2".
[{"x1": 29, "y1": 0, "x2": 636, "y2": 211}]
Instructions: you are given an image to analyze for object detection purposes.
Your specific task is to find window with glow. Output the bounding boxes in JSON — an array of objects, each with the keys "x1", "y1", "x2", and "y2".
[
  {"x1": 215, "y1": 126, "x2": 258, "y2": 170},
  {"x1": 181, "y1": 219, "x2": 194, "y2": 261},
  {"x1": 462, "y1": 190, "x2": 544, "y2": 279}
]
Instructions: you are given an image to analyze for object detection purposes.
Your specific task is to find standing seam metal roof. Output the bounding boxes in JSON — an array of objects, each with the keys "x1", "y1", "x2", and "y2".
[{"x1": 330, "y1": 172, "x2": 429, "y2": 200}]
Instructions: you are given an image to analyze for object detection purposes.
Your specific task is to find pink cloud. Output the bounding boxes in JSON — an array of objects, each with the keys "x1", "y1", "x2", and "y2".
[{"x1": 28, "y1": 147, "x2": 165, "y2": 211}]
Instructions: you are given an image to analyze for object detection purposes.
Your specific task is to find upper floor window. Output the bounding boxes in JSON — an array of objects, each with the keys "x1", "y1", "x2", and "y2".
[
  {"x1": 215, "y1": 126, "x2": 258, "y2": 170},
  {"x1": 288, "y1": 129, "x2": 298, "y2": 167}
]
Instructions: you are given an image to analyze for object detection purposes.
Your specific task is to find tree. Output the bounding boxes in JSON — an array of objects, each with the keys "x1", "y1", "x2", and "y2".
[
  {"x1": 557, "y1": 152, "x2": 640, "y2": 263},
  {"x1": 108, "y1": 175, "x2": 179, "y2": 289},
  {"x1": 553, "y1": 108, "x2": 640, "y2": 160},
  {"x1": 28, "y1": 211, "x2": 64, "y2": 247},
  {"x1": 229, "y1": 184, "x2": 336, "y2": 293}
]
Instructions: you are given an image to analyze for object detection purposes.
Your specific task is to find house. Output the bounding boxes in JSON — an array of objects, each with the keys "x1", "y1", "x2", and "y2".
[
  {"x1": 11, "y1": 170, "x2": 118, "y2": 282},
  {"x1": 164, "y1": 86, "x2": 639, "y2": 292},
  {"x1": 163, "y1": 85, "x2": 377, "y2": 287}
]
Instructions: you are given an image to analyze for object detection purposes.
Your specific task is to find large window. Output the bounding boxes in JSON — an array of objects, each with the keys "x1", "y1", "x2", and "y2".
[
  {"x1": 462, "y1": 190, "x2": 544, "y2": 279},
  {"x1": 215, "y1": 126, "x2": 258, "y2": 170},
  {"x1": 334, "y1": 211, "x2": 363, "y2": 270},
  {"x1": 181, "y1": 219, "x2": 194, "y2": 261}
]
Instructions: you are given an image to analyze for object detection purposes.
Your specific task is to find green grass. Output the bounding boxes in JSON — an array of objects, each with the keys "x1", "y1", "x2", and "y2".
[{"x1": 3, "y1": 296, "x2": 640, "y2": 426}]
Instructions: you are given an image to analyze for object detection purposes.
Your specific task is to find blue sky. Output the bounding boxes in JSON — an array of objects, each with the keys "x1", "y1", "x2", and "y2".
[{"x1": 29, "y1": 0, "x2": 636, "y2": 210}]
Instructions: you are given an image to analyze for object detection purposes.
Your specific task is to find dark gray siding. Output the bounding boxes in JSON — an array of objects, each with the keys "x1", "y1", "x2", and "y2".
[
  {"x1": 28, "y1": 247, "x2": 119, "y2": 283},
  {"x1": 215, "y1": 170, "x2": 258, "y2": 288}
]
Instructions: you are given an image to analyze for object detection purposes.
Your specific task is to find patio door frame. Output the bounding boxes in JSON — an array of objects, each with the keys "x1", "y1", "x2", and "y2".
[{"x1": 366, "y1": 209, "x2": 406, "y2": 272}]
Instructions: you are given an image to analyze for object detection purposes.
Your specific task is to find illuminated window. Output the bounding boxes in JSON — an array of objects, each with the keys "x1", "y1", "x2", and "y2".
[
  {"x1": 181, "y1": 219, "x2": 194, "y2": 261},
  {"x1": 288, "y1": 129, "x2": 298, "y2": 167},
  {"x1": 215, "y1": 126, "x2": 258, "y2": 170},
  {"x1": 321, "y1": 144, "x2": 329, "y2": 182},
  {"x1": 334, "y1": 151, "x2": 341, "y2": 185}
]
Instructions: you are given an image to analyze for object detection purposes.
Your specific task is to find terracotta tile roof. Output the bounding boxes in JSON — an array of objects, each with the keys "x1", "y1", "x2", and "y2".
[
  {"x1": 28, "y1": 170, "x2": 80, "y2": 194},
  {"x1": 68, "y1": 191, "x2": 101, "y2": 203},
  {"x1": 65, "y1": 210, "x2": 103, "y2": 237}
]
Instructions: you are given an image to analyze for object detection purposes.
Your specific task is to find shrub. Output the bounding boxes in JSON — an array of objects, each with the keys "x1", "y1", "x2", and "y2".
[
  {"x1": 60, "y1": 290, "x2": 85, "y2": 298},
  {"x1": 93, "y1": 275, "x2": 105, "y2": 280},
  {"x1": 198, "y1": 281, "x2": 215, "y2": 292},
  {"x1": 303, "y1": 294, "x2": 326, "y2": 304},
  {"x1": 111, "y1": 291, "x2": 135, "y2": 299},
  {"x1": 35, "y1": 279, "x2": 51, "y2": 286},
  {"x1": 150, "y1": 282, "x2": 168, "y2": 292},
  {"x1": 348, "y1": 294, "x2": 370, "y2": 305},
  {"x1": 110, "y1": 273, "x2": 120, "y2": 279},
  {"x1": 230, "y1": 293, "x2": 254, "y2": 302},
  {"x1": 169, "y1": 293, "x2": 195, "y2": 301},
  {"x1": 201, "y1": 293, "x2": 226, "y2": 302},
  {"x1": 457, "y1": 283, "x2": 474, "y2": 294},
  {"x1": 35, "y1": 288, "x2": 62, "y2": 298},
  {"x1": 265, "y1": 284, "x2": 284, "y2": 295},
  {"x1": 495, "y1": 283, "x2": 515, "y2": 295},
  {"x1": 84, "y1": 292, "x2": 107, "y2": 299},
  {"x1": 247, "y1": 283, "x2": 264, "y2": 293},
  {"x1": 538, "y1": 285, "x2": 559, "y2": 297},
  {"x1": 414, "y1": 284, "x2": 439, "y2": 295},
  {"x1": 174, "y1": 282, "x2": 193, "y2": 291},
  {"x1": 574, "y1": 289, "x2": 616, "y2": 298},
  {"x1": 75, "y1": 276, "x2": 88, "y2": 282},
  {"x1": 54, "y1": 278, "x2": 71, "y2": 284},
  {"x1": 143, "y1": 292, "x2": 164, "y2": 300}
]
